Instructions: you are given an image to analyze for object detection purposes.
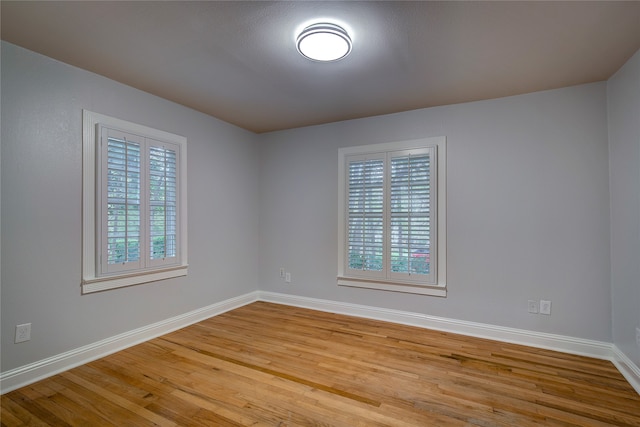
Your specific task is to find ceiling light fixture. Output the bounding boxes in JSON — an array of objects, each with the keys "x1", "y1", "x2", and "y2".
[{"x1": 296, "y1": 22, "x2": 352, "y2": 62}]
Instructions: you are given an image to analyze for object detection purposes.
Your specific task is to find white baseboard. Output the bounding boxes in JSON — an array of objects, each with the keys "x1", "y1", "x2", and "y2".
[
  {"x1": 258, "y1": 291, "x2": 614, "y2": 358},
  {"x1": 3, "y1": 290, "x2": 639, "y2": 396},
  {"x1": 0, "y1": 291, "x2": 259, "y2": 394},
  {"x1": 258, "y1": 292, "x2": 640, "y2": 395},
  {"x1": 611, "y1": 345, "x2": 640, "y2": 395}
]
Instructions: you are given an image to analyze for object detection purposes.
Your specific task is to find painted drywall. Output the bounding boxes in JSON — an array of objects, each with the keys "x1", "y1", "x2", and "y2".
[
  {"x1": 1, "y1": 39, "x2": 625, "y2": 378},
  {"x1": 0, "y1": 42, "x2": 260, "y2": 372},
  {"x1": 258, "y1": 82, "x2": 612, "y2": 342},
  {"x1": 608, "y1": 49, "x2": 640, "y2": 367}
]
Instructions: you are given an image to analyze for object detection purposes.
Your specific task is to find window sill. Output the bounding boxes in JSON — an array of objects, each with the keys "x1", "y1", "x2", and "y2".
[
  {"x1": 82, "y1": 265, "x2": 188, "y2": 294},
  {"x1": 337, "y1": 276, "x2": 446, "y2": 297}
]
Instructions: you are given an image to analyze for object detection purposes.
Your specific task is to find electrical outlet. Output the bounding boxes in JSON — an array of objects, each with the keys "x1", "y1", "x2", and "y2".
[
  {"x1": 15, "y1": 323, "x2": 31, "y2": 343},
  {"x1": 527, "y1": 300, "x2": 538, "y2": 314},
  {"x1": 285, "y1": 272, "x2": 291, "y2": 283},
  {"x1": 539, "y1": 300, "x2": 551, "y2": 315},
  {"x1": 280, "y1": 268, "x2": 285, "y2": 278}
]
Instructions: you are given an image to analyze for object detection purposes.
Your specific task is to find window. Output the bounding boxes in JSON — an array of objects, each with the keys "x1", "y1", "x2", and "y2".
[
  {"x1": 82, "y1": 110, "x2": 187, "y2": 293},
  {"x1": 338, "y1": 137, "x2": 446, "y2": 296}
]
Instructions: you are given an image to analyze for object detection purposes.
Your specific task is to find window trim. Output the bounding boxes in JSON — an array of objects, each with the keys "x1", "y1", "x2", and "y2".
[
  {"x1": 82, "y1": 110, "x2": 188, "y2": 294},
  {"x1": 337, "y1": 137, "x2": 446, "y2": 297}
]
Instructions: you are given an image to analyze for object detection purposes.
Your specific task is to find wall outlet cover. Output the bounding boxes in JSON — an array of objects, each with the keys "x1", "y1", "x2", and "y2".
[
  {"x1": 539, "y1": 300, "x2": 551, "y2": 315},
  {"x1": 15, "y1": 323, "x2": 31, "y2": 343},
  {"x1": 527, "y1": 300, "x2": 538, "y2": 314}
]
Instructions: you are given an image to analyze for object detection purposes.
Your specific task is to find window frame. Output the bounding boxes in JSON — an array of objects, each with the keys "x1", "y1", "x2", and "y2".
[
  {"x1": 82, "y1": 110, "x2": 188, "y2": 294},
  {"x1": 337, "y1": 137, "x2": 446, "y2": 297}
]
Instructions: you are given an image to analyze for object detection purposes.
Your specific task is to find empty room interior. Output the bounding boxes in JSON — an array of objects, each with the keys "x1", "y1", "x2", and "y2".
[{"x1": 1, "y1": 1, "x2": 640, "y2": 425}]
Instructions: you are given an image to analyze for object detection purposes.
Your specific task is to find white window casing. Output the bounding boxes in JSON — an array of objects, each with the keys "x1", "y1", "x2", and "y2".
[
  {"x1": 82, "y1": 110, "x2": 188, "y2": 294},
  {"x1": 338, "y1": 137, "x2": 446, "y2": 296}
]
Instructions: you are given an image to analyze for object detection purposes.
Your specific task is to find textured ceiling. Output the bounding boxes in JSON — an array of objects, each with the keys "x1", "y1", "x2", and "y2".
[{"x1": 2, "y1": 1, "x2": 640, "y2": 133}]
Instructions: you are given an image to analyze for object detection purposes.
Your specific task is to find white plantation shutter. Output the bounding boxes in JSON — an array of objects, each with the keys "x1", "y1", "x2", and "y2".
[
  {"x1": 83, "y1": 111, "x2": 187, "y2": 293},
  {"x1": 339, "y1": 137, "x2": 444, "y2": 295},
  {"x1": 101, "y1": 128, "x2": 144, "y2": 274},
  {"x1": 97, "y1": 125, "x2": 182, "y2": 276},
  {"x1": 389, "y1": 149, "x2": 436, "y2": 284},
  {"x1": 148, "y1": 144, "x2": 178, "y2": 264},
  {"x1": 347, "y1": 156, "x2": 385, "y2": 275}
]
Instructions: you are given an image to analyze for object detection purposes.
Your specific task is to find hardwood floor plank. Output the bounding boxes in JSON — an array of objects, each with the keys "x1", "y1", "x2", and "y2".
[
  {"x1": 2, "y1": 301, "x2": 639, "y2": 426},
  {"x1": 0, "y1": 394, "x2": 50, "y2": 427},
  {"x1": 4, "y1": 387, "x2": 73, "y2": 427},
  {"x1": 59, "y1": 371, "x2": 177, "y2": 426}
]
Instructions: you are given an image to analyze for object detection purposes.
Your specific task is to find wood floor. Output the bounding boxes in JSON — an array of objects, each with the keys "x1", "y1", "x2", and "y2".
[{"x1": 2, "y1": 302, "x2": 639, "y2": 426}]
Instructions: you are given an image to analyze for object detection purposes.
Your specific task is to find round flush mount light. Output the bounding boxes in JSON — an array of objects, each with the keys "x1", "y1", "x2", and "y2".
[{"x1": 296, "y1": 22, "x2": 352, "y2": 62}]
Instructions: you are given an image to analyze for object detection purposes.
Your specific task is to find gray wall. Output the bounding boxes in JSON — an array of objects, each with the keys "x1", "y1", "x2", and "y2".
[
  {"x1": 1, "y1": 42, "x2": 261, "y2": 371},
  {"x1": 4, "y1": 40, "x2": 637, "y2": 375},
  {"x1": 608, "y1": 49, "x2": 640, "y2": 366},
  {"x1": 258, "y1": 82, "x2": 612, "y2": 342}
]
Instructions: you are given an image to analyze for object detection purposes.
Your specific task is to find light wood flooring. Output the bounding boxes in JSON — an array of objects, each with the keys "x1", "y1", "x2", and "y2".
[{"x1": 2, "y1": 301, "x2": 640, "y2": 426}]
